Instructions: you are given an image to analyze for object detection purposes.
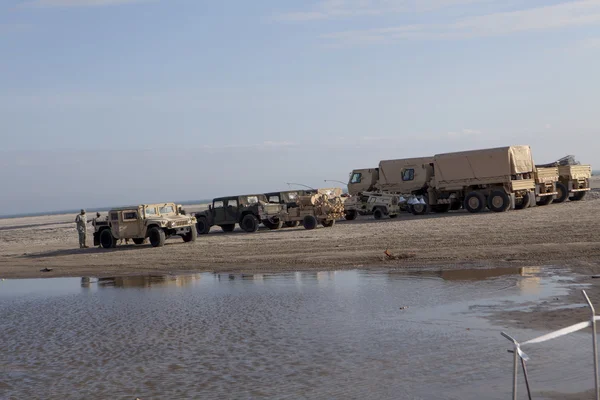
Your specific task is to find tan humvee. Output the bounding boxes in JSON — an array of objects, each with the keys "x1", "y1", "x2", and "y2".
[
  {"x1": 265, "y1": 188, "x2": 345, "y2": 230},
  {"x1": 365, "y1": 192, "x2": 403, "y2": 219},
  {"x1": 94, "y1": 203, "x2": 197, "y2": 248}
]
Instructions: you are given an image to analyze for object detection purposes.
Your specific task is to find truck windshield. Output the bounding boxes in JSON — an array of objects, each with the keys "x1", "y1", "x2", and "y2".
[{"x1": 350, "y1": 173, "x2": 362, "y2": 184}]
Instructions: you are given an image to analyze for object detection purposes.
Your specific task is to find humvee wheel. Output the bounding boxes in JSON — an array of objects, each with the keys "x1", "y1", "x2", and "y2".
[
  {"x1": 196, "y1": 217, "x2": 210, "y2": 235},
  {"x1": 303, "y1": 215, "x2": 318, "y2": 230},
  {"x1": 389, "y1": 213, "x2": 398, "y2": 219},
  {"x1": 488, "y1": 190, "x2": 510, "y2": 212},
  {"x1": 221, "y1": 224, "x2": 236, "y2": 232},
  {"x1": 133, "y1": 238, "x2": 145, "y2": 245},
  {"x1": 322, "y1": 219, "x2": 335, "y2": 228},
  {"x1": 464, "y1": 191, "x2": 486, "y2": 213},
  {"x1": 344, "y1": 210, "x2": 357, "y2": 221},
  {"x1": 554, "y1": 182, "x2": 569, "y2": 203},
  {"x1": 570, "y1": 191, "x2": 587, "y2": 201},
  {"x1": 285, "y1": 221, "x2": 300, "y2": 228},
  {"x1": 149, "y1": 227, "x2": 166, "y2": 247},
  {"x1": 373, "y1": 208, "x2": 384, "y2": 220},
  {"x1": 515, "y1": 191, "x2": 531, "y2": 210},
  {"x1": 240, "y1": 214, "x2": 259, "y2": 233},
  {"x1": 100, "y1": 229, "x2": 116, "y2": 249},
  {"x1": 263, "y1": 218, "x2": 283, "y2": 230},
  {"x1": 182, "y1": 228, "x2": 197, "y2": 243},
  {"x1": 536, "y1": 195, "x2": 553, "y2": 206}
]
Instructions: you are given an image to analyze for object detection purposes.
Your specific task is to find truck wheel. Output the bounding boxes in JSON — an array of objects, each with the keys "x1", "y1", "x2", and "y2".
[
  {"x1": 389, "y1": 213, "x2": 398, "y2": 219},
  {"x1": 465, "y1": 191, "x2": 486, "y2": 213},
  {"x1": 149, "y1": 227, "x2": 166, "y2": 247},
  {"x1": 373, "y1": 208, "x2": 384, "y2": 220},
  {"x1": 221, "y1": 224, "x2": 236, "y2": 232},
  {"x1": 432, "y1": 204, "x2": 450, "y2": 213},
  {"x1": 303, "y1": 215, "x2": 318, "y2": 230},
  {"x1": 411, "y1": 195, "x2": 429, "y2": 216},
  {"x1": 262, "y1": 218, "x2": 283, "y2": 230},
  {"x1": 100, "y1": 229, "x2": 116, "y2": 249},
  {"x1": 536, "y1": 196, "x2": 553, "y2": 206},
  {"x1": 344, "y1": 210, "x2": 357, "y2": 220},
  {"x1": 322, "y1": 219, "x2": 335, "y2": 228},
  {"x1": 285, "y1": 221, "x2": 300, "y2": 228},
  {"x1": 488, "y1": 190, "x2": 510, "y2": 212},
  {"x1": 570, "y1": 191, "x2": 587, "y2": 201},
  {"x1": 515, "y1": 191, "x2": 531, "y2": 210},
  {"x1": 182, "y1": 227, "x2": 197, "y2": 243},
  {"x1": 450, "y1": 202, "x2": 461, "y2": 211},
  {"x1": 554, "y1": 182, "x2": 568, "y2": 203},
  {"x1": 196, "y1": 217, "x2": 210, "y2": 235},
  {"x1": 133, "y1": 238, "x2": 145, "y2": 245},
  {"x1": 240, "y1": 214, "x2": 259, "y2": 233}
]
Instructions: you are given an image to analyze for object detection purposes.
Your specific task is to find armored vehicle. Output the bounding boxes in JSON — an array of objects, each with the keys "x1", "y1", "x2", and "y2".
[
  {"x1": 195, "y1": 194, "x2": 286, "y2": 234},
  {"x1": 364, "y1": 192, "x2": 403, "y2": 219},
  {"x1": 94, "y1": 203, "x2": 197, "y2": 248},
  {"x1": 266, "y1": 188, "x2": 345, "y2": 229}
]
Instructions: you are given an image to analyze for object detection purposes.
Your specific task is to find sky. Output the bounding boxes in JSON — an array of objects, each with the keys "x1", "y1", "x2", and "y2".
[{"x1": 1, "y1": 0, "x2": 599, "y2": 215}]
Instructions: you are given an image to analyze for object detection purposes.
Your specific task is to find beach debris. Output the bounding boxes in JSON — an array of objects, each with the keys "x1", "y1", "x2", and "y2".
[
  {"x1": 399, "y1": 306, "x2": 409, "y2": 310},
  {"x1": 40, "y1": 268, "x2": 53, "y2": 272},
  {"x1": 383, "y1": 249, "x2": 416, "y2": 260},
  {"x1": 592, "y1": 275, "x2": 600, "y2": 279}
]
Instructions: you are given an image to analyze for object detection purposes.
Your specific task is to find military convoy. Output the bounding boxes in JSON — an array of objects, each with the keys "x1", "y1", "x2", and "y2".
[
  {"x1": 93, "y1": 203, "x2": 197, "y2": 248},
  {"x1": 344, "y1": 147, "x2": 592, "y2": 218}
]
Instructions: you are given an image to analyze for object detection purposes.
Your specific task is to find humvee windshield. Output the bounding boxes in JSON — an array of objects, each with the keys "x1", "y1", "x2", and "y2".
[
  {"x1": 145, "y1": 207, "x2": 157, "y2": 216},
  {"x1": 159, "y1": 205, "x2": 175, "y2": 214},
  {"x1": 244, "y1": 196, "x2": 259, "y2": 205}
]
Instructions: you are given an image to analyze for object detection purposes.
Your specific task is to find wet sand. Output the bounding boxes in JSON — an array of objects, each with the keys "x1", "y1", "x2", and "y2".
[{"x1": 1, "y1": 192, "x2": 600, "y2": 280}]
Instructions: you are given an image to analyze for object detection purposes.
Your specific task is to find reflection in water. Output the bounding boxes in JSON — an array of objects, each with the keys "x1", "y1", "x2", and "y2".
[
  {"x1": 0, "y1": 267, "x2": 584, "y2": 400},
  {"x1": 96, "y1": 274, "x2": 201, "y2": 288}
]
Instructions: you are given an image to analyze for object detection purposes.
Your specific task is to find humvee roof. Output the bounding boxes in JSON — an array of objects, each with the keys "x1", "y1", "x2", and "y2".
[{"x1": 109, "y1": 203, "x2": 176, "y2": 211}]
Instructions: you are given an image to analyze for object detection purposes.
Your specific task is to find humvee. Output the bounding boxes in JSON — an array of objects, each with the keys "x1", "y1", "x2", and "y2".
[
  {"x1": 94, "y1": 203, "x2": 197, "y2": 248},
  {"x1": 365, "y1": 192, "x2": 403, "y2": 219},
  {"x1": 265, "y1": 189, "x2": 345, "y2": 230},
  {"x1": 195, "y1": 194, "x2": 286, "y2": 234}
]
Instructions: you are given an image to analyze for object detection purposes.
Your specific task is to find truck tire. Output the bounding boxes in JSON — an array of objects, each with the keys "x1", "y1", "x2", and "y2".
[
  {"x1": 373, "y1": 208, "x2": 384, "y2": 220},
  {"x1": 148, "y1": 227, "x2": 166, "y2": 247},
  {"x1": 570, "y1": 191, "x2": 587, "y2": 201},
  {"x1": 240, "y1": 214, "x2": 259, "y2": 233},
  {"x1": 432, "y1": 204, "x2": 450, "y2": 213},
  {"x1": 488, "y1": 190, "x2": 510, "y2": 212},
  {"x1": 322, "y1": 219, "x2": 335, "y2": 228},
  {"x1": 389, "y1": 213, "x2": 398, "y2": 219},
  {"x1": 263, "y1": 218, "x2": 283, "y2": 230},
  {"x1": 221, "y1": 224, "x2": 235, "y2": 232},
  {"x1": 464, "y1": 191, "x2": 486, "y2": 213},
  {"x1": 285, "y1": 221, "x2": 300, "y2": 228},
  {"x1": 100, "y1": 229, "x2": 116, "y2": 249},
  {"x1": 133, "y1": 238, "x2": 145, "y2": 245},
  {"x1": 554, "y1": 182, "x2": 568, "y2": 203},
  {"x1": 196, "y1": 217, "x2": 210, "y2": 235},
  {"x1": 536, "y1": 196, "x2": 553, "y2": 206},
  {"x1": 344, "y1": 210, "x2": 357, "y2": 220},
  {"x1": 303, "y1": 215, "x2": 318, "y2": 230},
  {"x1": 515, "y1": 191, "x2": 531, "y2": 210},
  {"x1": 182, "y1": 228, "x2": 197, "y2": 242},
  {"x1": 411, "y1": 195, "x2": 429, "y2": 216}
]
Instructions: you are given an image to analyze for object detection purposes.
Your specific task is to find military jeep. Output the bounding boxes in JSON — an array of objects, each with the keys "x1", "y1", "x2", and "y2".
[
  {"x1": 365, "y1": 192, "x2": 403, "y2": 219},
  {"x1": 94, "y1": 203, "x2": 197, "y2": 248},
  {"x1": 195, "y1": 194, "x2": 286, "y2": 234},
  {"x1": 264, "y1": 190, "x2": 316, "y2": 228}
]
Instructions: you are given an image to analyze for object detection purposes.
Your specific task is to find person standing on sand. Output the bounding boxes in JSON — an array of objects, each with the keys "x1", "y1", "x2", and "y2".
[{"x1": 75, "y1": 209, "x2": 90, "y2": 249}]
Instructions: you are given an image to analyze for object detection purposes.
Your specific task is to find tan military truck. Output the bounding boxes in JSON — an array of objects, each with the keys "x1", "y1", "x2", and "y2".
[
  {"x1": 348, "y1": 168, "x2": 379, "y2": 196},
  {"x1": 377, "y1": 146, "x2": 537, "y2": 215},
  {"x1": 265, "y1": 188, "x2": 345, "y2": 229},
  {"x1": 94, "y1": 203, "x2": 197, "y2": 248},
  {"x1": 535, "y1": 156, "x2": 592, "y2": 203}
]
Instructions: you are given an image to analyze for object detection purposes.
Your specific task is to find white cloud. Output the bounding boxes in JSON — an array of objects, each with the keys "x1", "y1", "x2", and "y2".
[
  {"x1": 21, "y1": 0, "x2": 152, "y2": 7},
  {"x1": 276, "y1": 0, "x2": 487, "y2": 21},
  {"x1": 321, "y1": 0, "x2": 600, "y2": 44}
]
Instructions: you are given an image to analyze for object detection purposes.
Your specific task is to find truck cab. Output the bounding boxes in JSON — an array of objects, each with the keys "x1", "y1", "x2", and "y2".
[{"x1": 347, "y1": 168, "x2": 379, "y2": 196}]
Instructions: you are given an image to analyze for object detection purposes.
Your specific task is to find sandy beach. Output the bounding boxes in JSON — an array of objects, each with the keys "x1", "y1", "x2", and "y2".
[{"x1": 1, "y1": 188, "x2": 600, "y2": 280}]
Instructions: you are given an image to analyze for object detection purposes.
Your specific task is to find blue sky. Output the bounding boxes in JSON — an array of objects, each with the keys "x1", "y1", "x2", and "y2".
[{"x1": 1, "y1": 0, "x2": 599, "y2": 214}]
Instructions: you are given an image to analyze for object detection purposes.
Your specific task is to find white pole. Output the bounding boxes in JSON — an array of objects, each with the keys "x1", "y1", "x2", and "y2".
[{"x1": 583, "y1": 290, "x2": 600, "y2": 400}]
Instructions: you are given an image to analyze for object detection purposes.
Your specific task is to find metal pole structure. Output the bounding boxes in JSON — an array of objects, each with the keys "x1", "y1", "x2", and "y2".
[
  {"x1": 285, "y1": 182, "x2": 316, "y2": 190},
  {"x1": 323, "y1": 179, "x2": 348, "y2": 186},
  {"x1": 502, "y1": 332, "x2": 519, "y2": 400},
  {"x1": 583, "y1": 290, "x2": 600, "y2": 400},
  {"x1": 520, "y1": 357, "x2": 532, "y2": 400}
]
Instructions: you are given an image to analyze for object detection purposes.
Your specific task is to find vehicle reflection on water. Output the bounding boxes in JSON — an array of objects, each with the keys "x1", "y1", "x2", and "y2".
[{"x1": 0, "y1": 267, "x2": 590, "y2": 400}]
